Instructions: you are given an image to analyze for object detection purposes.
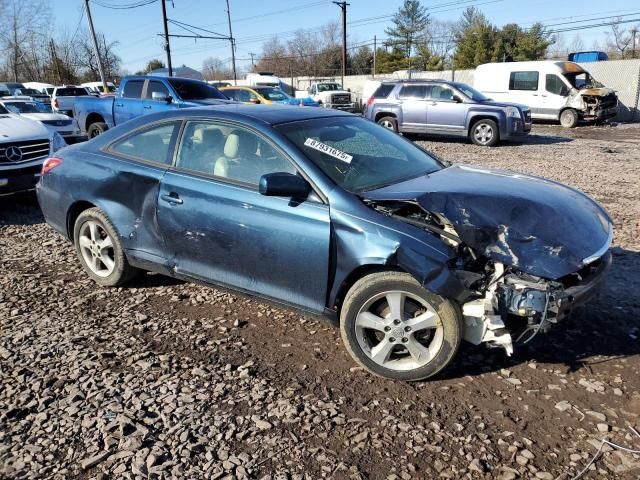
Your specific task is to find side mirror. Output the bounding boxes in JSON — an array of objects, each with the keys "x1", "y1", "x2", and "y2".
[
  {"x1": 452, "y1": 94, "x2": 463, "y2": 103},
  {"x1": 152, "y1": 91, "x2": 171, "y2": 103},
  {"x1": 259, "y1": 172, "x2": 310, "y2": 198},
  {"x1": 250, "y1": 97, "x2": 261, "y2": 104}
]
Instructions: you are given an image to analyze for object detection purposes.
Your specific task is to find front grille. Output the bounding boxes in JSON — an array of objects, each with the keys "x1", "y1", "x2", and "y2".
[
  {"x1": 331, "y1": 93, "x2": 351, "y2": 104},
  {"x1": 42, "y1": 119, "x2": 72, "y2": 127},
  {"x1": 0, "y1": 139, "x2": 50, "y2": 164},
  {"x1": 600, "y1": 93, "x2": 617, "y2": 109}
]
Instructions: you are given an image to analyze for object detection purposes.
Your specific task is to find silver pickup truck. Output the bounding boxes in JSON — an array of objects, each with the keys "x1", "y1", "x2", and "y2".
[{"x1": 52, "y1": 86, "x2": 91, "y2": 117}]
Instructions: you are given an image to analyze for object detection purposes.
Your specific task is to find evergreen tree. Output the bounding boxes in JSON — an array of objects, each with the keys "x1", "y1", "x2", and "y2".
[{"x1": 384, "y1": 0, "x2": 429, "y2": 60}]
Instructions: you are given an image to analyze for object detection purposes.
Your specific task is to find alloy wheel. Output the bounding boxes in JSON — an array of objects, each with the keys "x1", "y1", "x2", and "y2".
[
  {"x1": 473, "y1": 123, "x2": 494, "y2": 145},
  {"x1": 354, "y1": 290, "x2": 444, "y2": 371},
  {"x1": 78, "y1": 220, "x2": 116, "y2": 277},
  {"x1": 379, "y1": 119, "x2": 395, "y2": 130}
]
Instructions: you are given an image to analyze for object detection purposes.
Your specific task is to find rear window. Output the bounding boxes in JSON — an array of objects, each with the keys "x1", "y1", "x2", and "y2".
[
  {"x1": 56, "y1": 87, "x2": 88, "y2": 96},
  {"x1": 372, "y1": 84, "x2": 395, "y2": 99},
  {"x1": 509, "y1": 71, "x2": 539, "y2": 91}
]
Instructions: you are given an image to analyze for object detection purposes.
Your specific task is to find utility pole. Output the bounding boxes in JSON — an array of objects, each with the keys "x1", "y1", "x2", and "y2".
[
  {"x1": 83, "y1": 0, "x2": 108, "y2": 93},
  {"x1": 249, "y1": 52, "x2": 256, "y2": 70},
  {"x1": 49, "y1": 39, "x2": 63, "y2": 85},
  {"x1": 632, "y1": 29, "x2": 638, "y2": 59},
  {"x1": 333, "y1": 1, "x2": 349, "y2": 86},
  {"x1": 225, "y1": 0, "x2": 237, "y2": 85},
  {"x1": 373, "y1": 35, "x2": 376, "y2": 78},
  {"x1": 160, "y1": 0, "x2": 173, "y2": 76}
]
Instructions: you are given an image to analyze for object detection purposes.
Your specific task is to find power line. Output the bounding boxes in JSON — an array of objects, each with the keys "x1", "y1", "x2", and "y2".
[{"x1": 92, "y1": 0, "x2": 158, "y2": 9}]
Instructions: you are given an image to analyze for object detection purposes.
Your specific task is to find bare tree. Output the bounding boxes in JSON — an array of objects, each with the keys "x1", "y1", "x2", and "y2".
[
  {"x1": 202, "y1": 57, "x2": 232, "y2": 80},
  {"x1": 607, "y1": 17, "x2": 637, "y2": 58},
  {"x1": 423, "y1": 19, "x2": 456, "y2": 68}
]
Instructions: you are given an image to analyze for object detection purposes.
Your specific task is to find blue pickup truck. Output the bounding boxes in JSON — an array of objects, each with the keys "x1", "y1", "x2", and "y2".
[{"x1": 74, "y1": 76, "x2": 231, "y2": 138}]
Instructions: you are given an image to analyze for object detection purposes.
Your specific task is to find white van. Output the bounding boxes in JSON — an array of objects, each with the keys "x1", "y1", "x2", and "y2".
[
  {"x1": 80, "y1": 81, "x2": 117, "y2": 95},
  {"x1": 474, "y1": 61, "x2": 618, "y2": 127}
]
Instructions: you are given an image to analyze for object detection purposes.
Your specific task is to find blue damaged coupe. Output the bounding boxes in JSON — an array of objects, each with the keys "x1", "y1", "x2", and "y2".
[{"x1": 37, "y1": 104, "x2": 612, "y2": 381}]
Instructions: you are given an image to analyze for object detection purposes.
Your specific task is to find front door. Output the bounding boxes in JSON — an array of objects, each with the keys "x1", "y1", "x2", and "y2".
[
  {"x1": 397, "y1": 84, "x2": 428, "y2": 132},
  {"x1": 541, "y1": 74, "x2": 570, "y2": 120},
  {"x1": 142, "y1": 80, "x2": 176, "y2": 116},
  {"x1": 156, "y1": 119, "x2": 331, "y2": 312},
  {"x1": 425, "y1": 84, "x2": 466, "y2": 135}
]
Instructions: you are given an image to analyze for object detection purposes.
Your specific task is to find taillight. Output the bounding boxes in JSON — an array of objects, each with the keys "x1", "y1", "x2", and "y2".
[
  {"x1": 42, "y1": 157, "x2": 62, "y2": 175},
  {"x1": 53, "y1": 98, "x2": 58, "y2": 109},
  {"x1": 367, "y1": 96, "x2": 374, "y2": 106}
]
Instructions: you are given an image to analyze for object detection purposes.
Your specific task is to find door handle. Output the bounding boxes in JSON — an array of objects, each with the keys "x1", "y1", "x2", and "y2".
[
  {"x1": 115, "y1": 103, "x2": 124, "y2": 107},
  {"x1": 143, "y1": 105, "x2": 152, "y2": 109},
  {"x1": 430, "y1": 101, "x2": 437, "y2": 106},
  {"x1": 161, "y1": 193, "x2": 183, "y2": 205}
]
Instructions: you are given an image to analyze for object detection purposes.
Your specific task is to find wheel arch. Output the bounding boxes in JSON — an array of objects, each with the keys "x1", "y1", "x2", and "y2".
[
  {"x1": 467, "y1": 113, "x2": 501, "y2": 136},
  {"x1": 374, "y1": 111, "x2": 398, "y2": 123},
  {"x1": 333, "y1": 264, "x2": 407, "y2": 316},
  {"x1": 66, "y1": 200, "x2": 97, "y2": 240},
  {"x1": 85, "y1": 112, "x2": 106, "y2": 132}
]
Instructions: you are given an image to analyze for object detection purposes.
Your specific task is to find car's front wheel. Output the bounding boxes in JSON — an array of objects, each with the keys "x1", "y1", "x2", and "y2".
[
  {"x1": 560, "y1": 108, "x2": 579, "y2": 128},
  {"x1": 377, "y1": 116, "x2": 398, "y2": 133},
  {"x1": 470, "y1": 119, "x2": 499, "y2": 146},
  {"x1": 73, "y1": 208, "x2": 139, "y2": 286},
  {"x1": 340, "y1": 271, "x2": 461, "y2": 381}
]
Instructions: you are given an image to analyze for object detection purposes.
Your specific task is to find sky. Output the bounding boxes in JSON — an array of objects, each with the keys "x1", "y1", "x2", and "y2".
[{"x1": 53, "y1": 0, "x2": 640, "y2": 74}]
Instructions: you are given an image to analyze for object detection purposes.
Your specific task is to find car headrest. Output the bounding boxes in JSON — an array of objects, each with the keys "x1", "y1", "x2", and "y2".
[
  {"x1": 201, "y1": 128, "x2": 223, "y2": 147},
  {"x1": 224, "y1": 130, "x2": 257, "y2": 158}
]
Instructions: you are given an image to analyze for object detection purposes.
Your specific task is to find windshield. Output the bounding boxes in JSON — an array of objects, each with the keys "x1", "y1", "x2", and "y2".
[
  {"x1": 453, "y1": 82, "x2": 489, "y2": 102},
  {"x1": 563, "y1": 71, "x2": 602, "y2": 89},
  {"x1": 317, "y1": 83, "x2": 341, "y2": 92},
  {"x1": 168, "y1": 78, "x2": 227, "y2": 100},
  {"x1": 276, "y1": 117, "x2": 443, "y2": 193},
  {"x1": 4, "y1": 102, "x2": 41, "y2": 113},
  {"x1": 255, "y1": 88, "x2": 289, "y2": 101}
]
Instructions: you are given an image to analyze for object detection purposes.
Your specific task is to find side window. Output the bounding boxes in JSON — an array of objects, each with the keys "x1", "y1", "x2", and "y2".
[
  {"x1": 398, "y1": 85, "x2": 427, "y2": 99},
  {"x1": 123, "y1": 80, "x2": 144, "y2": 99},
  {"x1": 111, "y1": 122, "x2": 179, "y2": 164},
  {"x1": 237, "y1": 90, "x2": 252, "y2": 102},
  {"x1": 546, "y1": 74, "x2": 568, "y2": 96},
  {"x1": 222, "y1": 89, "x2": 238, "y2": 100},
  {"x1": 175, "y1": 121, "x2": 296, "y2": 186},
  {"x1": 146, "y1": 81, "x2": 170, "y2": 99},
  {"x1": 429, "y1": 85, "x2": 454, "y2": 101},
  {"x1": 509, "y1": 71, "x2": 539, "y2": 91}
]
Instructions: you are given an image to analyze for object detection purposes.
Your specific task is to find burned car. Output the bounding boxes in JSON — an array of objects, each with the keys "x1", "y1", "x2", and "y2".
[{"x1": 37, "y1": 105, "x2": 612, "y2": 381}]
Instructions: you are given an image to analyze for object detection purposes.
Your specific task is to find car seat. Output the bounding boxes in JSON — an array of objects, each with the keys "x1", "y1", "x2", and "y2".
[{"x1": 214, "y1": 130, "x2": 261, "y2": 183}]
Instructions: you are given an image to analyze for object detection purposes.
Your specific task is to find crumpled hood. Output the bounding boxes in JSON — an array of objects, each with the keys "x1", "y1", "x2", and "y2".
[
  {"x1": 0, "y1": 114, "x2": 51, "y2": 141},
  {"x1": 363, "y1": 165, "x2": 612, "y2": 279},
  {"x1": 580, "y1": 87, "x2": 615, "y2": 97}
]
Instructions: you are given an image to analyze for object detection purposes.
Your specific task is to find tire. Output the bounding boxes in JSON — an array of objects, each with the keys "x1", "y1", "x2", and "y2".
[
  {"x1": 377, "y1": 116, "x2": 398, "y2": 133},
  {"x1": 73, "y1": 207, "x2": 139, "y2": 287},
  {"x1": 88, "y1": 122, "x2": 108, "y2": 138},
  {"x1": 559, "y1": 109, "x2": 579, "y2": 128},
  {"x1": 469, "y1": 119, "x2": 499, "y2": 146},
  {"x1": 340, "y1": 271, "x2": 462, "y2": 381}
]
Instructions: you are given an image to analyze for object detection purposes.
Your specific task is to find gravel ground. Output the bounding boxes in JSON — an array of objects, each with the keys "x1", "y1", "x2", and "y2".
[{"x1": 1, "y1": 123, "x2": 640, "y2": 480}]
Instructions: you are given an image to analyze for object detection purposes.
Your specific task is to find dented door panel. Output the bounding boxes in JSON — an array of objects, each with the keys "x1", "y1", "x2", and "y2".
[{"x1": 157, "y1": 171, "x2": 331, "y2": 312}]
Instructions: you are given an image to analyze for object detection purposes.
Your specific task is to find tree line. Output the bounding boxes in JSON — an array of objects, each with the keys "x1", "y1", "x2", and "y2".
[{"x1": 0, "y1": 0, "x2": 121, "y2": 85}]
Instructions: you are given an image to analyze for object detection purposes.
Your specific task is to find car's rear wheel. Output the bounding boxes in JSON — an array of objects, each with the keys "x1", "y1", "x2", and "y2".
[
  {"x1": 88, "y1": 122, "x2": 108, "y2": 138},
  {"x1": 470, "y1": 119, "x2": 499, "y2": 146},
  {"x1": 377, "y1": 116, "x2": 398, "y2": 133},
  {"x1": 340, "y1": 271, "x2": 461, "y2": 381},
  {"x1": 559, "y1": 108, "x2": 579, "y2": 128},
  {"x1": 73, "y1": 208, "x2": 139, "y2": 286}
]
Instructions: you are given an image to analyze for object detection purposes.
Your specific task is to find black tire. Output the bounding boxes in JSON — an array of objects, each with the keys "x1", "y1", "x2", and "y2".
[
  {"x1": 340, "y1": 271, "x2": 462, "y2": 381},
  {"x1": 88, "y1": 122, "x2": 108, "y2": 138},
  {"x1": 377, "y1": 116, "x2": 398, "y2": 133},
  {"x1": 469, "y1": 119, "x2": 499, "y2": 146},
  {"x1": 559, "y1": 109, "x2": 579, "y2": 128},
  {"x1": 73, "y1": 207, "x2": 139, "y2": 287}
]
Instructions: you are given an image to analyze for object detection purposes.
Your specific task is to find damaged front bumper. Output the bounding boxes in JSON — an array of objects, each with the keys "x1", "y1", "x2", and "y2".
[{"x1": 462, "y1": 250, "x2": 611, "y2": 355}]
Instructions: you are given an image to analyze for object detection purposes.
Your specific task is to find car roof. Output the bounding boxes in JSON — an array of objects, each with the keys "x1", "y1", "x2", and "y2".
[
  {"x1": 129, "y1": 103, "x2": 353, "y2": 128},
  {"x1": 381, "y1": 79, "x2": 450, "y2": 84}
]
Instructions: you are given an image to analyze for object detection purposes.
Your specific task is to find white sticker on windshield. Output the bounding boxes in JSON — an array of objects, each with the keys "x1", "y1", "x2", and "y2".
[{"x1": 304, "y1": 138, "x2": 353, "y2": 164}]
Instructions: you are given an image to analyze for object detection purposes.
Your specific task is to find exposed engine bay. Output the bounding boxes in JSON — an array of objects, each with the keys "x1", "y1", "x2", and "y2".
[{"x1": 366, "y1": 198, "x2": 611, "y2": 355}]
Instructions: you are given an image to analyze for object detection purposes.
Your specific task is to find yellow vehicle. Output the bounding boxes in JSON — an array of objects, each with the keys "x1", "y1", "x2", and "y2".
[{"x1": 220, "y1": 86, "x2": 288, "y2": 105}]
